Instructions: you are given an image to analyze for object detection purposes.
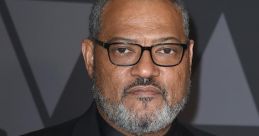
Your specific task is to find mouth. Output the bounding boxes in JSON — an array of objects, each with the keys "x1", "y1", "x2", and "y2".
[{"x1": 125, "y1": 85, "x2": 162, "y2": 97}]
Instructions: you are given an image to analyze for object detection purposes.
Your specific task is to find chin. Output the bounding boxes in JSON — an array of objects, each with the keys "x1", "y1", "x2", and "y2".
[
  {"x1": 94, "y1": 86, "x2": 188, "y2": 135},
  {"x1": 122, "y1": 95, "x2": 166, "y2": 113}
]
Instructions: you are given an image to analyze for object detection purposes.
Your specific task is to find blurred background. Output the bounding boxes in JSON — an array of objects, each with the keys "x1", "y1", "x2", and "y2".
[{"x1": 0, "y1": 0, "x2": 259, "y2": 135}]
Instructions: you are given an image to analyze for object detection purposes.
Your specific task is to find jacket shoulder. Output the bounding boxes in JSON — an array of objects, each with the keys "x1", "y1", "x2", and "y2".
[
  {"x1": 22, "y1": 104, "x2": 99, "y2": 136},
  {"x1": 21, "y1": 118, "x2": 79, "y2": 136}
]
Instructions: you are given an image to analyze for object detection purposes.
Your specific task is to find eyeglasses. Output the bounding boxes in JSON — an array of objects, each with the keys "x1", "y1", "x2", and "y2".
[{"x1": 93, "y1": 38, "x2": 188, "y2": 67}]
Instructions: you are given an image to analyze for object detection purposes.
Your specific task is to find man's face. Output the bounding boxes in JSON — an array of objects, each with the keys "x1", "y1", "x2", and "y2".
[{"x1": 83, "y1": 0, "x2": 193, "y2": 134}]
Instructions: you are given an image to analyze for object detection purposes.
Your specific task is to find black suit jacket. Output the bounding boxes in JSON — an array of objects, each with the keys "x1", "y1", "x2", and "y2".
[{"x1": 23, "y1": 103, "x2": 214, "y2": 136}]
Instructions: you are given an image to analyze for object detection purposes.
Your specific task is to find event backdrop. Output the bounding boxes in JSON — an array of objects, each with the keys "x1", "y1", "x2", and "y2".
[{"x1": 0, "y1": 0, "x2": 259, "y2": 135}]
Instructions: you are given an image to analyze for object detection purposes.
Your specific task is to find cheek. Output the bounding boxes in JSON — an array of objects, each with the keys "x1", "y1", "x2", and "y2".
[
  {"x1": 94, "y1": 50, "x2": 132, "y2": 102},
  {"x1": 161, "y1": 60, "x2": 190, "y2": 105}
]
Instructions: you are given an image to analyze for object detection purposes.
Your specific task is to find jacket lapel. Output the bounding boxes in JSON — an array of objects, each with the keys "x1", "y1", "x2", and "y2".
[{"x1": 73, "y1": 103, "x2": 101, "y2": 136}]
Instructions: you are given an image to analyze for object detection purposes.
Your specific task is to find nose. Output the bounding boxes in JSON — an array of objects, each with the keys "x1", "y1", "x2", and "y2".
[{"x1": 130, "y1": 51, "x2": 160, "y2": 78}]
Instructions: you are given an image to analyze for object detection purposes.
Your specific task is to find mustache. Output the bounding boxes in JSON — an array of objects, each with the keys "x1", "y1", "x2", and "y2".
[{"x1": 123, "y1": 77, "x2": 167, "y2": 97}]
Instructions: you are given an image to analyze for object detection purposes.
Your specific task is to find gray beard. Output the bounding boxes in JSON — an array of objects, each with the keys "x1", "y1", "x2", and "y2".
[{"x1": 92, "y1": 80, "x2": 189, "y2": 135}]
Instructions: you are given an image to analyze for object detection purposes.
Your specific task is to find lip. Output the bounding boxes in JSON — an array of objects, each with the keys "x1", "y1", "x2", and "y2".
[{"x1": 126, "y1": 85, "x2": 161, "y2": 96}]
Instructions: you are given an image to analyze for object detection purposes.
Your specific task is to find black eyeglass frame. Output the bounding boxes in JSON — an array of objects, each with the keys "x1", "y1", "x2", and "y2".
[{"x1": 93, "y1": 38, "x2": 189, "y2": 67}]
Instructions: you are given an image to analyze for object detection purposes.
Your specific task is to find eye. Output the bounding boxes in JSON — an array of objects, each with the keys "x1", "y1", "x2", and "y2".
[
  {"x1": 109, "y1": 44, "x2": 136, "y2": 56},
  {"x1": 156, "y1": 47, "x2": 176, "y2": 54},
  {"x1": 116, "y1": 47, "x2": 131, "y2": 54}
]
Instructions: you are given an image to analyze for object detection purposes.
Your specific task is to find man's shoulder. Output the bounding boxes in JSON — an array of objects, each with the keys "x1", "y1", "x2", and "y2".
[
  {"x1": 22, "y1": 118, "x2": 79, "y2": 136},
  {"x1": 22, "y1": 104, "x2": 99, "y2": 136}
]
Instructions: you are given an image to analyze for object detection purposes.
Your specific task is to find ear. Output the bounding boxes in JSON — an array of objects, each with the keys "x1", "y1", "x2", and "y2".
[
  {"x1": 82, "y1": 39, "x2": 94, "y2": 79},
  {"x1": 188, "y1": 40, "x2": 194, "y2": 72}
]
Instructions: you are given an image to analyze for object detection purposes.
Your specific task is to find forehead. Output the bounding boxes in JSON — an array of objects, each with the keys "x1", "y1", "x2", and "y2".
[{"x1": 100, "y1": 0, "x2": 185, "y2": 42}]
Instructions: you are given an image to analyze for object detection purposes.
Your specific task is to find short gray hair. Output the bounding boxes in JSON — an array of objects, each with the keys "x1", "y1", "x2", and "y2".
[{"x1": 88, "y1": 0, "x2": 189, "y2": 39}]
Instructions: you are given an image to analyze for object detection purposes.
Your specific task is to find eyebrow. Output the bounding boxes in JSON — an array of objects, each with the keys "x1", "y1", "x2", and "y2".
[{"x1": 106, "y1": 36, "x2": 181, "y2": 44}]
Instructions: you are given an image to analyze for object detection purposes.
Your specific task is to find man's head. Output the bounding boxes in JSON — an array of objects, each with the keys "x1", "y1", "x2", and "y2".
[{"x1": 82, "y1": 0, "x2": 194, "y2": 135}]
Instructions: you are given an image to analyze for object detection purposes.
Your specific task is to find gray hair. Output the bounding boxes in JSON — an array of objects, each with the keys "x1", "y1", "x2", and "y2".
[{"x1": 88, "y1": 0, "x2": 189, "y2": 39}]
